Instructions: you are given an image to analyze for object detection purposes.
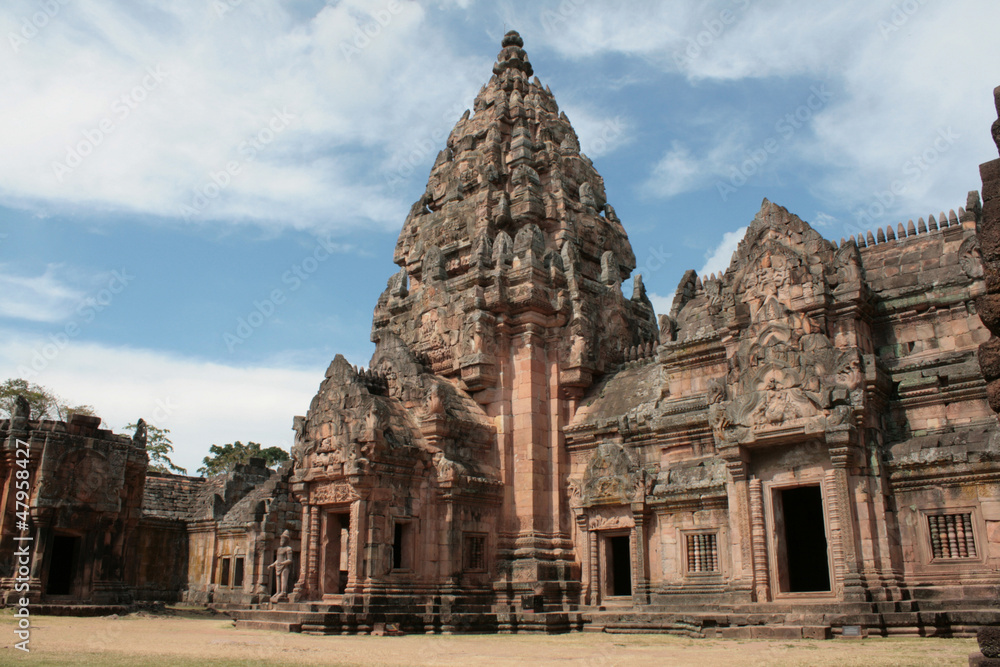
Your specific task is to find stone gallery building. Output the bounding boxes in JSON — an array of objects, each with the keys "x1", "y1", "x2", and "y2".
[{"x1": 2, "y1": 33, "x2": 999, "y2": 636}]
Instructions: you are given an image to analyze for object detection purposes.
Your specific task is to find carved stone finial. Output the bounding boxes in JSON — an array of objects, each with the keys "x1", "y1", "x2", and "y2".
[
  {"x1": 493, "y1": 30, "x2": 533, "y2": 78},
  {"x1": 501, "y1": 30, "x2": 523, "y2": 49},
  {"x1": 600, "y1": 250, "x2": 621, "y2": 285}
]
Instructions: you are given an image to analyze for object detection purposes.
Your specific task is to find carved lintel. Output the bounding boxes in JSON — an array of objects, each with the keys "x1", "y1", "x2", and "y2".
[
  {"x1": 311, "y1": 482, "x2": 360, "y2": 505},
  {"x1": 588, "y1": 512, "x2": 634, "y2": 532}
]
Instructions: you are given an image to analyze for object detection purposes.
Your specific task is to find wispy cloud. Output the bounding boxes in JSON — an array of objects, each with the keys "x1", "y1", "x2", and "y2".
[
  {"x1": 642, "y1": 130, "x2": 744, "y2": 198},
  {"x1": 0, "y1": 0, "x2": 486, "y2": 231},
  {"x1": 525, "y1": 0, "x2": 1000, "y2": 226},
  {"x1": 699, "y1": 226, "x2": 747, "y2": 277},
  {"x1": 647, "y1": 291, "x2": 673, "y2": 317},
  {"x1": 0, "y1": 264, "x2": 88, "y2": 323},
  {"x1": 0, "y1": 331, "x2": 367, "y2": 473}
]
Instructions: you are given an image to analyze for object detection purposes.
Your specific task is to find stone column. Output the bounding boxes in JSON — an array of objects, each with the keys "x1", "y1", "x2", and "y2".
[
  {"x1": 824, "y1": 469, "x2": 846, "y2": 592},
  {"x1": 575, "y1": 514, "x2": 590, "y2": 605},
  {"x1": 307, "y1": 504, "x2": 320, "y2": 595},
  {"x1": 291, "y1": 501, "x2": 310, "y2": 600},
  {"x1": 724, "y1": 453, "x2": 754, "y2": 594},
  {"x1": 346, "y1": 498, "x2": 364, "y2": 591},
  {"x1": 27, "y1": 509, "x2": 53, "y2": 598},
  {"x1": 749, "y1": 477, "x2": 769, "y2": 602},
  {"x1": 589, "y1": 523, "x2": 600, "y2": 606},
  {"x1": 631, "y1": 508, "x2": 648, "y2": 604}
]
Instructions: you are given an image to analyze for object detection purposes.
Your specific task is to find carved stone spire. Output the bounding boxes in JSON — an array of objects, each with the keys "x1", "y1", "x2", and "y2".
[{"x1": 375, "y1": 31, "x2": 656, "y2": 391}]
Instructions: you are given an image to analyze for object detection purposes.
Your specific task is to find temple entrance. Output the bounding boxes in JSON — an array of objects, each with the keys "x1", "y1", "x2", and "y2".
[
  {"x1": 46, "y1": 534, "x2": 80, "y2": 596},
  {"x1": 320, "y1": 512, "x2": 350, "y2": 596},
  {"x1": 606, "y1": 534, "x2": 632, "y2": 597},
  {"x1": 775, "y1": 486, "x2": 831, "y2": 593}
]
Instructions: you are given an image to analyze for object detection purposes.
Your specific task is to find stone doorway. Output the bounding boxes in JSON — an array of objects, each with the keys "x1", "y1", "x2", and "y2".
[
  {"x1": 605, "y1": 534, "x2": 632, "y2": 598},
  {"x1": 774, "y1": 485, "x2": 831, "y2": 593},
  {"x1": 46, "y1": 534, "x2": 80, "y2": 596},
  {"x1": 320, "y1": 512, "x2": 350, "y2": 597}
]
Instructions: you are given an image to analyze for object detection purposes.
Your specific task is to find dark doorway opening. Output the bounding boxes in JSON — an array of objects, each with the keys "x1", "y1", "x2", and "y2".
[
  {"x1": 609, "y1": 535, "x2": 632, "y2": 597},
  {"x1": 46, "y1": 535, "x2": 79, "y2": 595},
  {"x1": 392, "y1": 521, "x2": 411, "y2": 570},
  {"x1": 779, "y1": 486, "x2": 831, "y2": 593},
  {"x1": 321, "y1": 512, "x2": 350, "y2": 595}
]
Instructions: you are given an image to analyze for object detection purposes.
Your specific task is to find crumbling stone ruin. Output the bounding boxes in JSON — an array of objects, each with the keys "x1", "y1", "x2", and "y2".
[
  {"x1": 0, "y1": 409, "x2": 146, "y2": 608},
  {"x1": 0, "y1": 405, "x2": 298, "y2": 611},
  {"x1": 2, "y1": 33, "x2": 998, "y2": 638}
]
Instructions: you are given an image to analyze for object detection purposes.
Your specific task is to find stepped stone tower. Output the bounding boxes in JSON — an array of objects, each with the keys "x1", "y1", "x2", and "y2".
[{"x1": 368, "y1": 31, "x2": 658, "y2": 603}]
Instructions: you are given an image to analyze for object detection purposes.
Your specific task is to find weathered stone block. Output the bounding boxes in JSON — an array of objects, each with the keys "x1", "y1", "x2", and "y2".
[{"x1": 981, "y1": 626, "x2": 1000, "y2": 658}]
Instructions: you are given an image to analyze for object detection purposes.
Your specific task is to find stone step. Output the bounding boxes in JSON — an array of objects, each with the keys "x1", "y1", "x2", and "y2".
[
  {"x1": 713, "y1": 625, "x2": 832, "y2": 640},
  {"x1": 235, "y1": 619, "x2": 301, "y2": 633},
  {"x1": 228, "y1": 609, "x2": 329, "y2": 623}
]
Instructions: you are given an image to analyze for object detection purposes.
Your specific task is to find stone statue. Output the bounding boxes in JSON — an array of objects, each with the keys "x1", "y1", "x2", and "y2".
[
  {"x1": 13, "y1": 394, "x2": 30, "y2": 420},
  {"x1": 268, "y1": 530, "x2": 294, "y2": 603},
  {"x1": 132, "y1": 418, "x2": 148, "y2": 448}
]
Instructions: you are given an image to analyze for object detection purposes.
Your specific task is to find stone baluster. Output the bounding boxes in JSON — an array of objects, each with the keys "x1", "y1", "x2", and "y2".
[
  {"x1": 307, "y1": 505, "x2": 320, "y2": 594},
  {"x1": 589, "y1": 523, "x2": 599, "y2": 606}
]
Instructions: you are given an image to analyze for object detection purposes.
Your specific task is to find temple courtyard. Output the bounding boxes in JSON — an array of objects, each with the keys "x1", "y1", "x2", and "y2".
[{"x1": 0, "y1": 607, "x2": 977, "y2": 666}]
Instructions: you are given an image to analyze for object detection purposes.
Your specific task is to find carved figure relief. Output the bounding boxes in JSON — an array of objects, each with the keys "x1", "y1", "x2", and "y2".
[
  {"x1": 311, "y1": 483, "x2": 360, "y2": 505},
  {"x1": 714, "y1": 239, "x2": 866, "y2": 446},
  {"x1": 571, "y1": 443, "x2": 645, "y2": 507}
]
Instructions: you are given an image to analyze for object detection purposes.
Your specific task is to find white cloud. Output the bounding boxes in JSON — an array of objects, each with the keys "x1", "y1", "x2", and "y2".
[
  {"x1": 647, "y1": 291, "x2": 673, "y2": 317},
  {"x1": 561, "y1": 106, "x2": 631, "y2": 159},
  {"x1": 528, "y1": 0, "x2": 1000, "y2": 224},
  {"x1": 0, "y1": 0, "x2": 486, "y2": 231},
  {"x1": 642, "y1": 131, "x2": 744, "y2": 198},
  {"x1": 699, "y1": 226, "x2": 747, "y2": 277},
  {"x1": 812, "y1": 211, "x2": 837, "y2": 228},
  {"x1": 0, "y1": 264, "x2": 89, "y2": 323},
  {"x1": 0, "y1": 332, "x2": 368, "y2": 474}
]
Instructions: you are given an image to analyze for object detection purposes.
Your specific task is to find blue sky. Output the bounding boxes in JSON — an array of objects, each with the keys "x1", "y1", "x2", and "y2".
[{"x1": 1, "y1": 0, "x2": 998, "y2": 474}]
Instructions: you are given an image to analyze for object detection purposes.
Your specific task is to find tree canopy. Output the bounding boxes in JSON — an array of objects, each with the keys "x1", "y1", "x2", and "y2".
[
  {"x1": 124, "y1": 421, "x2": 187, "y2": 475},
  {"x1": 197, "y1": 441, "x2": 289, "y2": 477},
  {"x1": 0, "y1": 378, "x2": 95, "y2": 421}
]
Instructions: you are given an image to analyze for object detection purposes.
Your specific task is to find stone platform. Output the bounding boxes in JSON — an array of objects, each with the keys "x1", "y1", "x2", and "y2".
[{"x1": 224, "y1": 598, "x2": 1000, "y2": 638}]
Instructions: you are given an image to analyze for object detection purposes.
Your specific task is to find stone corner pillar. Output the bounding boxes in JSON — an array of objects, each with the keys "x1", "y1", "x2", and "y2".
[{"x1": 827, "y1": 429, "x2": 866, "y2": 601}]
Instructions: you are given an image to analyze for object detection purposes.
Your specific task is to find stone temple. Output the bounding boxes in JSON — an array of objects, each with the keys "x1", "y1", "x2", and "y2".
[{"x1": 2, "y1": 32, "x2": 1000, "y2": 638}]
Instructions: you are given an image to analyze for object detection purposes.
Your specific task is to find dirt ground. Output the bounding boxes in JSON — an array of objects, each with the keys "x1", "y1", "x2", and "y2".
[{"x1": 0, "y1": 607, "x2": 979, "y2": 666}]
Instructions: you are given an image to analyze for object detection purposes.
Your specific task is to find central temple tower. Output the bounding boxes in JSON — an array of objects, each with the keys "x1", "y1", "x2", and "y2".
[{"x1": 370, "y1": 30, "x2": 659, "y2": 608}]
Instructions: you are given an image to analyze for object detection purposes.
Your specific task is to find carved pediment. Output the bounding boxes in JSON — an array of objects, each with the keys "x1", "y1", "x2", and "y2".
[
  {"x1": 570, "y1": 443, "x2": 647, "y2": 507},
  {"x1": 39, "y1": 446, "x2": 124, "y2": 512}
]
